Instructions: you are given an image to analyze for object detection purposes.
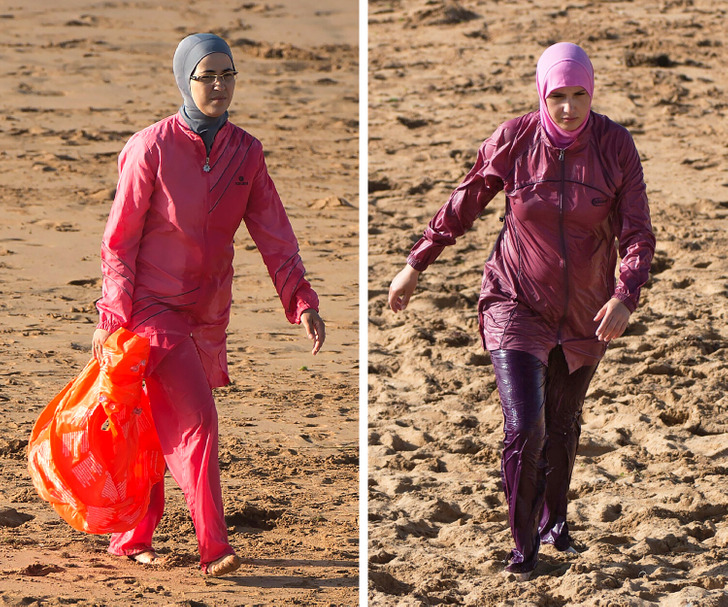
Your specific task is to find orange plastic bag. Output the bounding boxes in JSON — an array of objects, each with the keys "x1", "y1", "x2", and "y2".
[{"x1": 28, "y1": 328, "x2": 165, "y2": 534}]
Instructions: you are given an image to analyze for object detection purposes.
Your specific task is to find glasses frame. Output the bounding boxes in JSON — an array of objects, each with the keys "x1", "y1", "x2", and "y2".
[{"x1": 190, "y1": 71, "x2": 238, "y2": 86}]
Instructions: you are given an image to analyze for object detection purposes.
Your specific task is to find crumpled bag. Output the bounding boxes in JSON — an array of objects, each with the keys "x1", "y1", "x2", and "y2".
[{"x1": 27, "y1": 328, "x2": 165, "y2": 534}]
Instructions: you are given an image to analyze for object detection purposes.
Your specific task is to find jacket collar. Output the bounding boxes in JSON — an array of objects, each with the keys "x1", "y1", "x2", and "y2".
[{"x1": 174, "y1": 111, "x2": 232, "y2": 151}]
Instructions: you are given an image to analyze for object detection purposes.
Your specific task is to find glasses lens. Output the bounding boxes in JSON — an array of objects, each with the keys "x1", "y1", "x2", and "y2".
[{"x1": 192, "y1": 72, "x2": 236, "y2": 85}]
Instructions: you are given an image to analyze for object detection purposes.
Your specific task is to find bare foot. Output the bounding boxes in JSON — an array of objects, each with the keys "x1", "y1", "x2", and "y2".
[
  {"x1": 206, "y1": 554, "x2": 242, "y2": 577},
  {"x1": 129, "y1": 550, "x2": 161, "y2": 565},
  {"x1": 503, "y1": 569, "x2": 532, "y2": 582}
]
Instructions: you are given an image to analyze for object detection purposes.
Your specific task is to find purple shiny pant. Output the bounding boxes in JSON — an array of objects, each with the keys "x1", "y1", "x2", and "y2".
[{"x1": 491, "y1": 347, "x2": 597, "y2": 573}]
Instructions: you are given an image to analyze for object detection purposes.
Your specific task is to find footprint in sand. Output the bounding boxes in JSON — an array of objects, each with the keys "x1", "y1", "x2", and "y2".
[
  {"x1": 410, "y1": 4, "x2": 480, "y2": 27},
  {"x1": 369, "y1": 175, "x2": 394, "y2": 193},
  {"x1": 650, "y1": 250, "x2": 674, "y2": 275},
  {"x1": 67, "y1": 277, "x2": 100, "y2": 287},
  {"x1": 0, "y1": 506, "x2": 34, "y2": 528},
  {"x1": 19, "y1": 564, "x2": 64, "y2": 577},
  {"x1": 308, "y1": 195, "x2": 356, "y2": 209}
]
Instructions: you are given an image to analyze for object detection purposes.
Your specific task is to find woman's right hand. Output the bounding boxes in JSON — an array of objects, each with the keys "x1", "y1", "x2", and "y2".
[
  {"x1": 92, "y1": 328, "x2": 111, "y2": 361},
  {"x1": 388, "y1": 264, "x2": 421, "y2": 312}
]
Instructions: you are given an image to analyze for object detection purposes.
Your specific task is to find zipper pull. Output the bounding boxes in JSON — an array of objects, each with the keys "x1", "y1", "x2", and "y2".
[
  {"x1": 203, "y1": 157, "x2": 211, "y2": 172},
  {"x1": 558, "y1": 149, "x2": 565, "y2": 161}
]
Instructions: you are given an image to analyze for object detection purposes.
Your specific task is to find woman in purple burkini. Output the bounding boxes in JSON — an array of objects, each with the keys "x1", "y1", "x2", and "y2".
[{"x1": 388, "y1": 42, "x2": 655, "y2": 579}]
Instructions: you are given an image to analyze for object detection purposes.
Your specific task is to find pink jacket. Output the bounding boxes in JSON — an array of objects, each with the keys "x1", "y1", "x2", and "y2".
[
  {"x1": 97, "y1": 114, "x2": 319, "y2": 387},
  {"x1": 407, "y1": 111, "x2": 655, "y2": 372}
]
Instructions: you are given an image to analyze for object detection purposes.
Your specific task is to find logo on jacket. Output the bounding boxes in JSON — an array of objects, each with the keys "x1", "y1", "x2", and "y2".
[{"x1": 235, "y1": 175, "x2": 249, "y2": 186}]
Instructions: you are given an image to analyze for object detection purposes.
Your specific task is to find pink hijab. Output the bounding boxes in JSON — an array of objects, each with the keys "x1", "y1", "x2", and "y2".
[{"x1": 536, "y1": 42, "x2": 594, "y2": 148}]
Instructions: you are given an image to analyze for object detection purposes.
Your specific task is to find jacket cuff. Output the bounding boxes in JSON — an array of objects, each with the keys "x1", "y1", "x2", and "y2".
[
  {"x1": 613, "y1": 291, "x2": 637, "y2": 313},
  {"x1": 96, "y1": 318, "x2": 123, "y2": 333},
  {"x1": 291, "y1": 290, "x2": 320, "y2": 324},
  {"x1": 406, "y1": 255, "x2": 428, "y2": 273}
]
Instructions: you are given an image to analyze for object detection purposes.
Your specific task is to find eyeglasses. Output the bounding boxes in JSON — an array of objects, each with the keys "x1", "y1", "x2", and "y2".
[{"x1": 190, "y1": 71, "x2": 238, "y2": 86}]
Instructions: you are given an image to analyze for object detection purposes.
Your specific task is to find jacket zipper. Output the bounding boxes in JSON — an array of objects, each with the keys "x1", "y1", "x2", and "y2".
[
  {"x1": 203, "y1": 156, "x2": 211, "y2": 172},
  {"x1": 557, "y1": 148, "x2": 569, "y2": 344}
]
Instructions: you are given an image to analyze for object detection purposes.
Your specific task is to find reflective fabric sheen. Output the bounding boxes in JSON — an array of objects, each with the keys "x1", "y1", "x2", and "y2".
[
  {"x1": 407, "y1": 111, "x2": 655, "y2": 373},
  {"x1": 491, "y1": 347, "x2": 597, "y2": 573},
  {"x1": 491, "y1": 349, "x2": 547, "y2": 573},
  {"x1": 96, "y1": 114, "x2": 319, "y2": 387}
]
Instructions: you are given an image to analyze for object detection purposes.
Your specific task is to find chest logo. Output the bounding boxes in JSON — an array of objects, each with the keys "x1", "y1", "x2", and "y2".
[{"x1": 235, "y1": 175, "x2": 249, "y2": 186}]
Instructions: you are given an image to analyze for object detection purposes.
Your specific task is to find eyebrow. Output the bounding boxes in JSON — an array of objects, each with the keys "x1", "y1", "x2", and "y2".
[
  {"x1": 548, "y1": 88, "x2": 586, "y2": 95},
  {"x1": 197, "y1": 67, "x2": 235, "y2": 74}
]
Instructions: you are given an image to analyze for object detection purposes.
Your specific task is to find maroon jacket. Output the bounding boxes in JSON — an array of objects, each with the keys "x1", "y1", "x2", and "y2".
[{"x1": 407, "y1": 111, "x2": 655, "y2": 372}]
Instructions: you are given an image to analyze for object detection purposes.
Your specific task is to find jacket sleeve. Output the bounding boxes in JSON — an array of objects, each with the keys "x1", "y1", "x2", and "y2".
[
  {"x1": 612, "y1": 132, "x2": 655, "y2": 312},
  {"x1": 407, "y1": 126, "x2": 509, "y2": 271},
  {"x1": 244, "y1": 154, "x2": 319, "y2": 324},
  {"x1": 96, "y1": 133, "x2": 157, "y2": 332}
]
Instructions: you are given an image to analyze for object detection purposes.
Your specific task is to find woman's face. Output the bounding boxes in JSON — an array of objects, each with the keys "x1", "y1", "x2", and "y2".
[
  {"x1": 545, "y1": 86, "x2": 590, "y2": 131},
  {"x1": 190, "y1": 52, "x2": 236, "y2": 118}
]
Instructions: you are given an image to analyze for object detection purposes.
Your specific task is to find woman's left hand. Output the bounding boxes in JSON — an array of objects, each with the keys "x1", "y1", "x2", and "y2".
[
  {"x1": 301, "y1": 309, "x2": 326, "y2": 355},
  {"x1": 594, "y1": 298, "x2": 631, "y2": 342},
  {"x1": 92, "y1": 328, "x2": 111, "y2": 361}
]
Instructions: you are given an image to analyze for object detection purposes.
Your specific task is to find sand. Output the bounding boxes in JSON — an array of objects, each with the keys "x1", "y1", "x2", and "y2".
[
  {"x1": 368, "y1": 0, "x2": 728, "y2": 605},
  {"x1": 0, "y1": 1, "x2": 358, "y2": 606}
]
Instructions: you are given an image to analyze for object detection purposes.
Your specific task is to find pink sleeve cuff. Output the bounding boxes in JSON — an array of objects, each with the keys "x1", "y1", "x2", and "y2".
[
  {"x1": 96, "y1": 318, "x2": 123, "y2": 333},
  {"x1": 291, "y1": 290, "x2": 320, "y2": 324}
]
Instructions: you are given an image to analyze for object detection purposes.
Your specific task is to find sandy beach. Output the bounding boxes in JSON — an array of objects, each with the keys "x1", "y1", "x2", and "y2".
[
  {"x1": 368, "y1": 0, "x2": 728, "y2": 605},
  {"x1": 0, "y1": 1, "x2": 358, "y2": 606}
]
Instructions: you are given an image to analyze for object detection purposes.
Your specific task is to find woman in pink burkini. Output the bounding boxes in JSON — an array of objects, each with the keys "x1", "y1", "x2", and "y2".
[
  {"x1": 389, "y1": 42, "x2": 654, "y2": 579},
  {"x1": 92, "y1": 33, "x2": 325, "y2": 577}
]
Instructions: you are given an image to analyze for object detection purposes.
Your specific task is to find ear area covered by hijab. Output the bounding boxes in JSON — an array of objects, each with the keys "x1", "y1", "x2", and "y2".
[
  {"x1": 535, "y1": 42, "x2": 595, "y2": 149},
  {"x1": 172, "y1": 33, "x2": 236, "y2": 153}
]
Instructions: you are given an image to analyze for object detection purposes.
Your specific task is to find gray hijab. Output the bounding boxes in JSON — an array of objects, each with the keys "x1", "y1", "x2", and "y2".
[{"x1": 173, "y1": 33, "x2": 235, "y2": 154}]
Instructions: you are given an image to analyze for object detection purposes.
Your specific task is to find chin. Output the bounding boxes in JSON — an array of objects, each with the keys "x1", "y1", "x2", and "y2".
[{"x1": 561, "y1": 120, "x2": 584, "y2": 131}]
